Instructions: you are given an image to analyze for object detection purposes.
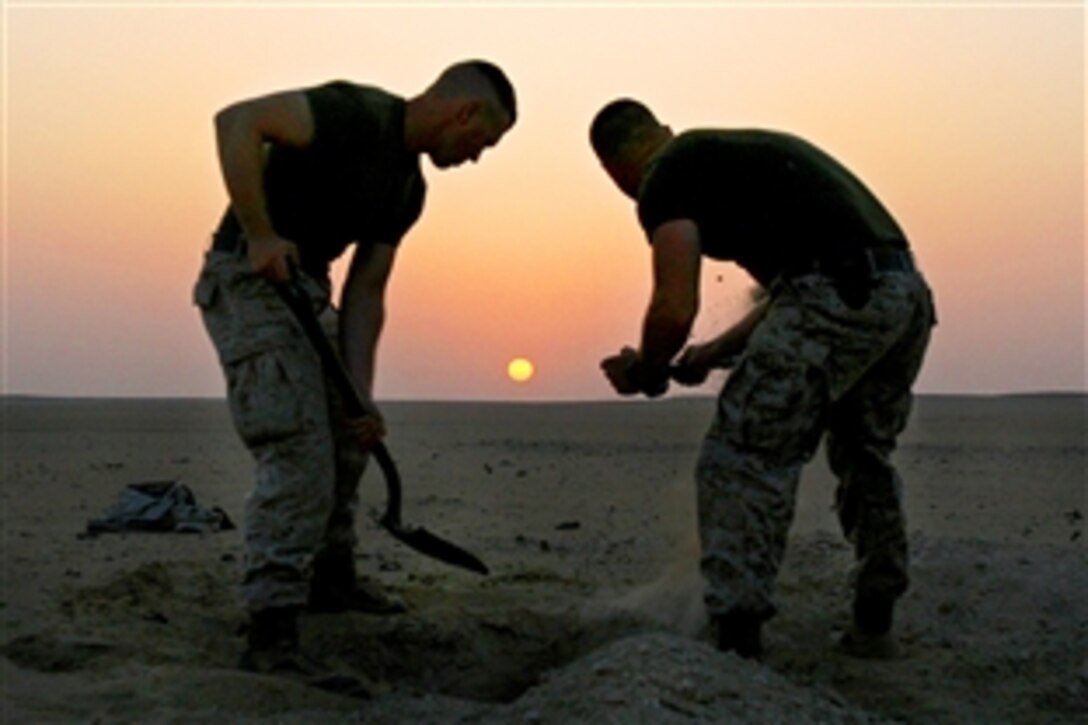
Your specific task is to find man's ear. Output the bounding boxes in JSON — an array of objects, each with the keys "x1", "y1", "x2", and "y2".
[{"x1": 455, "y1": 100, "x2": 481, "y2": 125}]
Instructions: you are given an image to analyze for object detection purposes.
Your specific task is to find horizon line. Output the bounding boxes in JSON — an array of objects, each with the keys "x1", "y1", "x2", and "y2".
[{"x1": 2, "y1": 390, "x2": 1086, "y2": 404}]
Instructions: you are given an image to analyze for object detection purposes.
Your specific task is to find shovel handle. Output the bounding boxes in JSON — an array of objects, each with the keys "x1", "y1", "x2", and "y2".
[
  {"x1": 273, "y1": 272, "x2": 488, "y2": 575},
  {"x1": 272, "y1": 276, "x2": 403, "y2": 526},
  {"x1": 272, "y1": 274, "x2": 489, "y2": 574}
]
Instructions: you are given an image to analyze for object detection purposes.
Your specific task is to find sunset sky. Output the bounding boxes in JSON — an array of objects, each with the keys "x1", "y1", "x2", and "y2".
[{"x1": 3, "y1": 2, "x2": 1084, "y2": 400}]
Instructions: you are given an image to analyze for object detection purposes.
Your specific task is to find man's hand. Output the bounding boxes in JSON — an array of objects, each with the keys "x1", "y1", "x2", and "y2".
[
  {"x1": 247, "y1": 234, "x2": 300, "y2": 283},
  {"x1": 600, "y1": 346, "x2": 669, "y2": 398},
  {"x1": 601, "y1": 347, "x2": 642, "y2": 395},
  {"x1": 671, "y1": 343, "x2": 714, "y2": 386},
  {"x1": 345, "y1": 411, "x2": 387, "y2": 451}
]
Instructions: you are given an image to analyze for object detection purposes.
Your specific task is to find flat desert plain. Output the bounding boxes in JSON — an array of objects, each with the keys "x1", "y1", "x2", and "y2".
[{"x1": 2, "y1": 394, "x2": 1085, "y2": 723}]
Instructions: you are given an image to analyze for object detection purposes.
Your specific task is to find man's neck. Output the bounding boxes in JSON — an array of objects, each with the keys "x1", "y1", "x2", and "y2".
[{"x1": 403, "y1": 94, "x2": 428, "y2": 154}]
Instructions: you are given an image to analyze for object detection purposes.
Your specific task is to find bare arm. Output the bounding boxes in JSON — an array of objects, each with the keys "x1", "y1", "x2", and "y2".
[
  {"x1": 639, "y1": 220, "x2": 702, "y2": 370},
  {"x1": 601, "y1": 220, "x2": 701, "y2": 396},
  {"x1": 701, "y1": 297, "x2": 768, "y2": 361},
  {"x1": 339, "y1": 242, "x2": 397, "y2": 410},
  {"x1": 214, "y1": 90, "x2": 314, "y2": 281},
  {"x1": 671, "y1": 297, "x2": 768, "y2": 385}
]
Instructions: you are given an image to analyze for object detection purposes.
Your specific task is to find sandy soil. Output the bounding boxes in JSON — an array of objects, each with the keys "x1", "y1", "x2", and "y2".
[{"x1": 2, "y1": 394, "x2": 1085, "y2": 723}]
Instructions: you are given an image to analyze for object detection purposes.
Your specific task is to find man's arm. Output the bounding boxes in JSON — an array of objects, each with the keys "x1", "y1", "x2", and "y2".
[
  {"x1": 700, "y1": 297, "x2": 768, "y2": 361},
  {"x1": 215, "y1": 90, "x2": 314, "y2": 281},
  {"x1": 671, "y1": 297, "x2": 768, "y2": 385},
  {"x1": 601, "y1": 219, "x2": 701, "y2": 396},
  {"x1": 639, "y1": 219, "x2": 702, "y2": 371},
  {"x1": 339, "y1": 242, "x2": 397, "y2": 411}
]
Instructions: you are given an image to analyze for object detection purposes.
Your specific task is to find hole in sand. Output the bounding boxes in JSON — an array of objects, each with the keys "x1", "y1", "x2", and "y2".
[
  {"x1": 306, "y1": 574, "x2": 698, "y2": 703},
  {"x1": 7, "y1": 560, "x2": 694, "y2": 705}
]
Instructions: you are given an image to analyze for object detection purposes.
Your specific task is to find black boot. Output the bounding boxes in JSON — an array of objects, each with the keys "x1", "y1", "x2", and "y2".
[
  {"x1": 238, "y1": 605, "x2": 378, "y2": 697},
  {"x1": 715, "y1": 609, "x2": 763, "y2": 659},
  {"x1": 839, "y1": 593, "x2": 900, "y2": 659},
  {"x1": 854, "y1": 593, "x2": 894, "y2": 635},
  {"x1": 238, "y1": 606, "x2": 304, "y2": 673},
  {"x1": 308, "y1": 554, "x2": 405, "y2": 615}
]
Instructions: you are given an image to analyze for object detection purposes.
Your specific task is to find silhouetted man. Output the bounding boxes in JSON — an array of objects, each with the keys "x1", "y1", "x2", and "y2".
[
  {"x1": 195, "y1": 60, "x2": 516, "y2": 672},
  {"x1": 591, "y1": 99, "x2": 934, "y2": 659}
]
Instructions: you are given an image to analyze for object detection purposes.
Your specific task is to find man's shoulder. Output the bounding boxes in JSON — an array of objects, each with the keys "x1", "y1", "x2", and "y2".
[
  {"x1": 654, "y1": 130, "x2": 740, "y2": 171},
  {"x1": 662, "y1": 129, "x2": 832, "y2": 177},
  {"x1": 671, "y1": 128, "x2": 799, "y2": 152},
  {"x1": 303, "y1": 81, "x2": 405, "y2": 143},
  {"x1": 308, "y1": 81, "x2": 402, "y2": 110}
]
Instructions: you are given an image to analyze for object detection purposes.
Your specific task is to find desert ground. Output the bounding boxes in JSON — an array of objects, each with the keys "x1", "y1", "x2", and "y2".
[{"x1": 1, "y1": 393, "x2": 1085, "y2": 723}]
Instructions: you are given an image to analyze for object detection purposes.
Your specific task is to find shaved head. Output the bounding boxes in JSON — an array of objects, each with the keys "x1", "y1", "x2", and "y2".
[
  {"x1": 590, "y1": 98, "x2": 663, "y2": 163},
  {"x1": 589, "y1": 98, "x2": 672, "y2": 198},
  {"x1": 433, "y1": 60, "x2": 517, "y2": 127},
  {"x1": 408, "y1": 60, "x2": 517, "y2": 168}
]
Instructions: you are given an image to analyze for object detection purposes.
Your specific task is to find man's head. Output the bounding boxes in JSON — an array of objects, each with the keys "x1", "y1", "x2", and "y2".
[
  {"x1": 410, "y1": 60, "x2": 517, "y2": 169},
  {"x1": 590, "y1": 98, "x2": 672, "y2": 198}
]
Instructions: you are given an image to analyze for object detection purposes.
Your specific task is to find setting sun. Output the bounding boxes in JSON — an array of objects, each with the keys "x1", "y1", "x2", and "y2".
[{"x1": 507, "y1": 357, "x2": 535, "y2": 383}]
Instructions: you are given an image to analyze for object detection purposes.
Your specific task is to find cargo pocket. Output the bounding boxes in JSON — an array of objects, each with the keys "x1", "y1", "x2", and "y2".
[
  {"x1": 721, "y1": 354, "x2": 826, "y2": 462},
  {"x1": 226, "y1": 350, "x2": 306, "y2": 448}
]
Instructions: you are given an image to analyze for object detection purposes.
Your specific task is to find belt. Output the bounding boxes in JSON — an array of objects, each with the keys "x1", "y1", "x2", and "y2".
[
  {"x1": 863, "y1": 247, "x2": 915, "y2": 273},
  {"x1": 787, "y1": 248, "x2": 915, "y2": 278}
]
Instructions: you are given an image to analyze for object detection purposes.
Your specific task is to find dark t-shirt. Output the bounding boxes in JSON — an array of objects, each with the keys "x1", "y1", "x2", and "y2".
[
  {"x1": 637, "y1": 130, "x2": 907, "y2": 286},
  {"x1": 216, "y1": 81, "x2": 426, "y2": 277}
]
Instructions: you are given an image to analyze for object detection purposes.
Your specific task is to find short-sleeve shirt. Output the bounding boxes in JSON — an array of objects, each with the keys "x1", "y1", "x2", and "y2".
[
  {"x1": 216, "y1": 81, "x2": 426, "y2": 277},
  {"x1": 637, "y1": 130, "x2": 907, "y2": 287}
]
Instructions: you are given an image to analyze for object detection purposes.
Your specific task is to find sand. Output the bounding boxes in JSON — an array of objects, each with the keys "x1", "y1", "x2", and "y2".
[{"x1": 1, "y1": 394, "x2": 1085, "y2": 723}]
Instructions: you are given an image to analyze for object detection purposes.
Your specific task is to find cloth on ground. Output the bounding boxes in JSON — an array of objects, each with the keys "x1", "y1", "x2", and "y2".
[{"x1": 86, "y1": 480, "x2": 235, "y2": 535}]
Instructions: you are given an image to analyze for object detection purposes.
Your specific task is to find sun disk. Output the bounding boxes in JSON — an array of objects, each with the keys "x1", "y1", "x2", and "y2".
[{"x1": 507, "y1": 357, "x2": 534, "y2": 383}]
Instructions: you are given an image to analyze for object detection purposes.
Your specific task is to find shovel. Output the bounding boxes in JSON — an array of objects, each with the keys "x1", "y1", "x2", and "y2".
[{"x1": 274, "y1": 273, "x2": 489, "y2": 576}]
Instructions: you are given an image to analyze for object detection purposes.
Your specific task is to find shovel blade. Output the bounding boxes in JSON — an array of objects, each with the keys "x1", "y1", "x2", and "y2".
[{"x1": 383, "y1": 521, "x2": 489, "y2": 575}]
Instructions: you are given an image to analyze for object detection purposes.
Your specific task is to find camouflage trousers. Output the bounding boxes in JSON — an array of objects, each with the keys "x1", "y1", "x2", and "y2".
[
  {"x1": 697, "y1": 268, "x2": 935, "y2": 619},
  {"x1": 193, "y1": 249, "x2": 368, "y2": 612}
]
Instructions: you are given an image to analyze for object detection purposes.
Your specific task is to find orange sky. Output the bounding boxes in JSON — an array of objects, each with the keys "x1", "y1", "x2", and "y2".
[{"x1": 3, "y1": 3, "x2": 1085, "y2": 399}]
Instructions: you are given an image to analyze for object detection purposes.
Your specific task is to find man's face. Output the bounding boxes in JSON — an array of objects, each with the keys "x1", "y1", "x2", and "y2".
[
  {"x1": 598, "y1": 127, "x2": 671, "y2": 200},
  {"x1": 601, "y1": 155, "x2": 641, "y2": 200},
  {"x1": 429, "y1": 103, "x2": 511, "y2": 169}
]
